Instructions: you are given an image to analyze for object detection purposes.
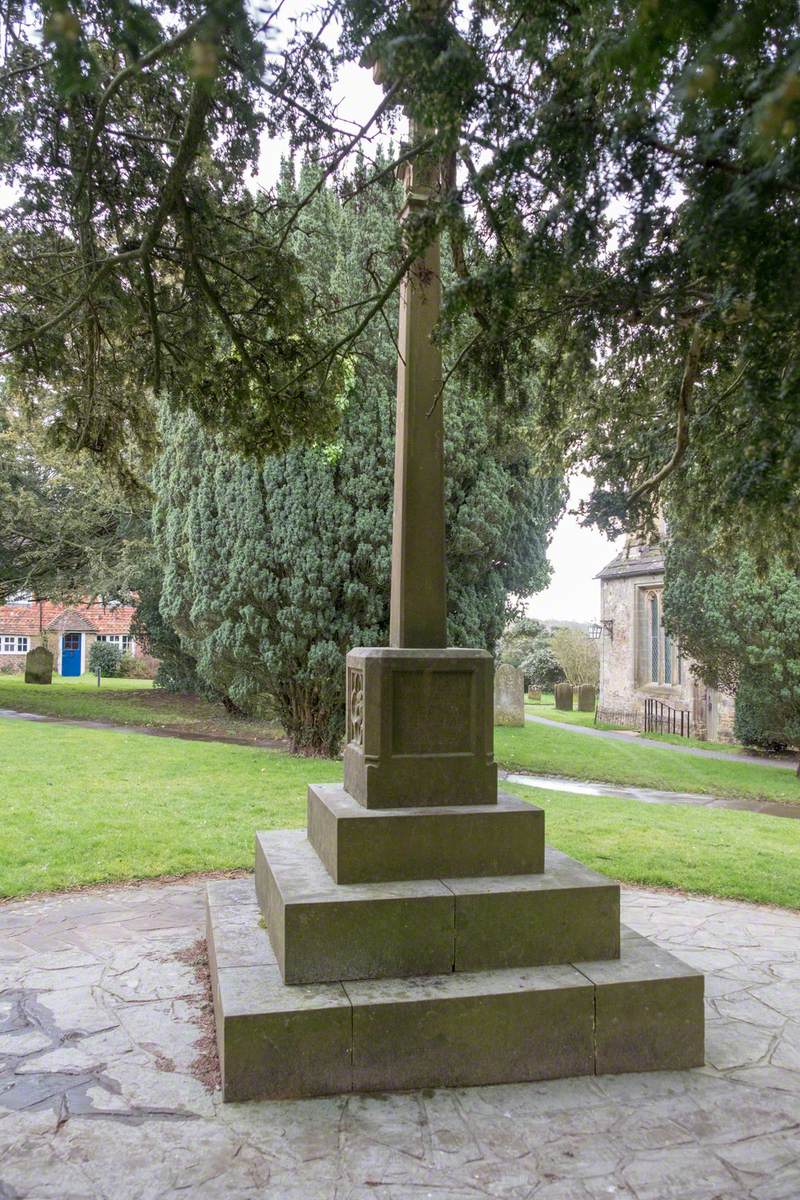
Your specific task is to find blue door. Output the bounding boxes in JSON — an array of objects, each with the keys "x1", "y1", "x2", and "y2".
[{"x1": 61, "y1": 632, "x2": 82, "y2": 676}]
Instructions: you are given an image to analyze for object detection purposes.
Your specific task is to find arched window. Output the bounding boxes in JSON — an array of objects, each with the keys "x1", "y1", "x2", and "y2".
[
  {"x1": 649, "y1": 594, "x2": 659, "y2": 682},
  {"x1": 664, "y1": 631, "x2": 672, "y2": 684}
]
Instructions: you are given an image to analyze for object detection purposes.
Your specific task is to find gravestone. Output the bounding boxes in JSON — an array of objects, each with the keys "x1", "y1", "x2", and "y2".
[
  {"x1": 527, "y1": 688, "x2": 541, "y2": 702},
  {"x1": 206, "y1": 7, "x2": 704, "y2": 1100},
  {"x1": 578, "y1": 684, "x2": 596, "y2": 712},
  {"x1": 494, "y1": 663, "x2": 525, "y2": 726},
  {"x1": 24, "y1": 646, "x2": 53, "y2": 685},
  {"x1": 555, "y1": 682, "x2": 574, "y2": 710}
]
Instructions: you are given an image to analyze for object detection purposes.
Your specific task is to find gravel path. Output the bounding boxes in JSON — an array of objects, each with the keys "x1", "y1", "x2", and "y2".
[{"x1": 526, "y1": 711, "x2": 797, "y2": 771}]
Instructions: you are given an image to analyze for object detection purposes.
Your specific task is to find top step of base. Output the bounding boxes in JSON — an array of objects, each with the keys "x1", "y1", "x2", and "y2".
[{"x1": 308, "y1": 784, "x2": 544, "y2": 884}]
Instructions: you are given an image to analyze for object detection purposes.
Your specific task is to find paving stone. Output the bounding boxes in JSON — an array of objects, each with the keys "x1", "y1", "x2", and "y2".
[
  {"x1": 35, "y1": 986, "x2": 118, "y2": 1035},
  {"x1": 705, "y1": 1017, "x2": 775, "y2": 1069},
  {"x1": 14, "y1": 1045, "x2": 99, "y2": 1074},
  {"x1": 0, "y1": 1028, "x2": 53, "y2": 1056},
  {"x1": 0, "y1": 877, "x2": 798, "y2": 1198}
]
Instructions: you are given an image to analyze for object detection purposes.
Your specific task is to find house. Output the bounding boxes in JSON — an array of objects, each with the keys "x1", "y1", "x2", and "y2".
[
  {"x1": 595, "y1": 539, "x2": 735, "y2": 742},
  {"x1": 0, "y1": 598, "x2": 139, "y2": 677}
]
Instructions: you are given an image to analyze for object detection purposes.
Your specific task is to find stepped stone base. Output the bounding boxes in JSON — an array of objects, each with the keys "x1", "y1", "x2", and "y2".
[
  {"x1": 308, "y1": 785, "x2": 544, "y2": 883},
  {"x1": 256, "y1": 831, "x2": 619, "y2": 984},
  {"x1": 208, "y1": 879, "x2": 704, "y2": 1103}
]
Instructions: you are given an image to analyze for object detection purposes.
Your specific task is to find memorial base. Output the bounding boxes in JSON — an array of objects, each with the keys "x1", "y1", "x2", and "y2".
[
  {"x1": 207, "y1": 643, "x2": 704, "y2": 1101},
  {"x1": 208, "y1": 879, "x2": 704, "y2": 1102}
]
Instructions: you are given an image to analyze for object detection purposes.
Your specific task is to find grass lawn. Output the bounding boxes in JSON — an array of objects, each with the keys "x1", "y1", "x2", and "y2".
[
  {"x1": 525, "y1": 696, "x2": 601, "y2": 728},
  {"x1": 0, "y1": 672, "x2": 283, "y2": 742},
  {"x1": 0, "y1": 720, "x2": 338, "y2": 897},
  {"x1": 525, "y1": 696, "x2": 750, "y2": 755},
  {"x1": 504, "y1": 782, "x2": 800, "y2": 910},
  {"x1": 1, "y1": 720, "x2": 797, "y2": 908},
  {"x1": 495, "y1": 720, "x2": 800, "y2": 805}
]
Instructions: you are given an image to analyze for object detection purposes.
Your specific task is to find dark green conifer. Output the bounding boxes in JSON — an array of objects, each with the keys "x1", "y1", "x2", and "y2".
[{"x1": 151, "y1": 161, "x2": 564, "y2": 754}]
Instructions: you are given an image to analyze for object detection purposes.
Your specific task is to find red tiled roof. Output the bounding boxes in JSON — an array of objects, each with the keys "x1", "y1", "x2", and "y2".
[{"x1": 0, "y1": 600, "x2": 136, "y2": 636}]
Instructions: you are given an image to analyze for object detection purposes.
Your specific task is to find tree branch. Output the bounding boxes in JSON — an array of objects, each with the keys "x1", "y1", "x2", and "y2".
[
  {"x1": 276, "y1": 84, "x2": 399, "y2": 251},
  {"x1": 142, "y1": 255, "x2": 162, "y2": 391},
  {"x1": 641, "y1": 133, "x2": 800, "y2": 195},
  {"x1": 627, "y1": 323, "x2": 704, "y2": 506},
  {"x1": 74, "y1": 13, "x2": 210, "y2": 202}
]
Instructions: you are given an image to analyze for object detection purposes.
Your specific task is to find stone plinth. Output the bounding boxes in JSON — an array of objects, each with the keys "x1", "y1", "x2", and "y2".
[
  {"x1": 342, "y1": 647, "x2": 497, "y2": 808},
  {"x1": 494, "y1": 663, "x2": 524, "y2": 726},
  {"x1": 256, "y1": 832, "x2": 618, "y2": 984},
  {"x1": 307, "y1": 784, "x2": 543, "y2": 883},
  {"x1": 208, "y1": 879, "x2": 704, "y2": 1102},
  {"x1": 255, "y1": 829, "x2": 455, "y2": 985}
]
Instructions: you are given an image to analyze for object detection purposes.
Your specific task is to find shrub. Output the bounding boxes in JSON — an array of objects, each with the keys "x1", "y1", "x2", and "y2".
[
  {"x1": 89, "y1": 640, "x2": 122, "y2": 677},
  {"x1": 117, "y1": 653, "x2": 157, "y2": 680},
  {"x1": 520, "y1": 642, "x2": 564, "y2": 690},
  {"x1": 734, "y1": 681, "x2": 790, "y2": 754}
]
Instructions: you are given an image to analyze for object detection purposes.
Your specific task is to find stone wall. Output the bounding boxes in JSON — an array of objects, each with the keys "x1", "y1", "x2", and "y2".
[
  {"x1": 598, "y1": 570, "x2": 735, "y2": 741},
  {"x1": 0, "y1": 654, "x2": 27, "y2": 674}
]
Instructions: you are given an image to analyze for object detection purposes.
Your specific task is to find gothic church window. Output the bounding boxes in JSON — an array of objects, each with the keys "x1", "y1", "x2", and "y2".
[{"x1": 638, "y1": 587, "x2": 681, "y2": 687}]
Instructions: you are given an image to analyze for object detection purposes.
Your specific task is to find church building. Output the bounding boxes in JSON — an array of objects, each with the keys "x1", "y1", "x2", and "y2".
[{"x1": 595, "y1": 539, "x2": 735, "y2": 742}]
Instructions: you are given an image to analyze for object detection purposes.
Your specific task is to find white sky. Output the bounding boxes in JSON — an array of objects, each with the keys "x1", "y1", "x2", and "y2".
[{"x1": 525, "y1": 476, "x2": 623, "y2": 624}]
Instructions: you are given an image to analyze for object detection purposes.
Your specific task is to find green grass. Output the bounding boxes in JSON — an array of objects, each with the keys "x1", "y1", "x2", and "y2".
[
  {"x1": 1, "y1": 719, "x2": 797, "y2": 909},
  {"x1": 640, "y1": 730, "x2": 748, "y2": 754},
  {"x1": 0, "y1": 720, "x2": 337, "y2": 897},
  {"x1": 505, "y1": 782, "x2": 800, "y2": 909},
  {"x1": 525, "y1": 693, "x2": 632, "y2": 732},
  {"x1": 495, "y1": 720, "x2": 800, "y2": 805},
  {"x1": 0, "y1": 671, "x2": 282, "y2": 741},
  {"x1": 526, "y1": 696, "x2": 753, "y2": 756}
]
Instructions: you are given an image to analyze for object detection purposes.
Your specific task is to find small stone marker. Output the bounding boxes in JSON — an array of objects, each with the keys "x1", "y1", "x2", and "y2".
[
  {"x1": 555, "y1": 683, "x2": 574, "y2": 711},
  {"x1": 494, "y1": 663, "x2": 524, "y2": 726},
  {"x1": 527, "y1": 688, "x2": 541, "y2": 702},
  {"x1": 578, "y1": 684, "x2": 596, "y2": 712},
  {"x1": 24, "y1": 646, "x2": 53, "y2": 685}
]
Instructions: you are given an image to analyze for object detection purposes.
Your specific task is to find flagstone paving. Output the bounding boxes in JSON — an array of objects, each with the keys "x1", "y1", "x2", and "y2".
[{"x1": 1, "y1": 876, "x2": 798, "y2": 1199}]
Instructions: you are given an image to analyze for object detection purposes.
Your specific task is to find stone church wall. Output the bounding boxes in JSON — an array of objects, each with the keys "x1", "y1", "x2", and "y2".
[{"x1": 597, "y1": 567, "x2": 735, "y2": 741}]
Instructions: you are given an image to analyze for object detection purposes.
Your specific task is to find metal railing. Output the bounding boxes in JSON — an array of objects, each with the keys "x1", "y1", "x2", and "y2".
[{"x1": 644, "y1": 698, "x2": 690, "y2": 738}]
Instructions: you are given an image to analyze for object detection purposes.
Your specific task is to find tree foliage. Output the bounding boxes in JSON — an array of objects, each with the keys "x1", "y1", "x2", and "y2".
[
  {"x1": 550, "y1": 626, "x2": 599, "y2": 688},
  {"x1": 664, "y1": 535, "x2": 800, "y2": 751},
  {"x1": 5, "y1": 0, "x2": 800, "y2": 560},
  {"x1": 0, "y1": 0, "x2": 348, "y2": 476},
  {"x1": 88, "y1": 639, "x2": 121, "y2": 677},
  {"x1": 340, "y1": 0, "x2": 800, "y2": 549},
  {"x1": 519, "y1": 641, "x2": 564, "y2": 692},
  {"x1": 148, "y1": 163, "x2": 564, "y2": 753},
  {"x1": 0, "y1": 400, "x2": 146, "y2": 603}
]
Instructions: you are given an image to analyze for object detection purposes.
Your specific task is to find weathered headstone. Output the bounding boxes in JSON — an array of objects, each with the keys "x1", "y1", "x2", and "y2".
[
  {"x1": 527, "y1": 688, "x2": 541, "y2": 702},
  {"x1": 24, "y1": 645, "x2": 53, "y2": 685},
  {"x1": 578, "y1": 684, "x2": 596, "y2": 712},
  {"x1": 555, "y1": 682, "x2": 574, "y2": 711},
  {"x1": 494, "y1": 663, "x2": 524, "y2": 726}
]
